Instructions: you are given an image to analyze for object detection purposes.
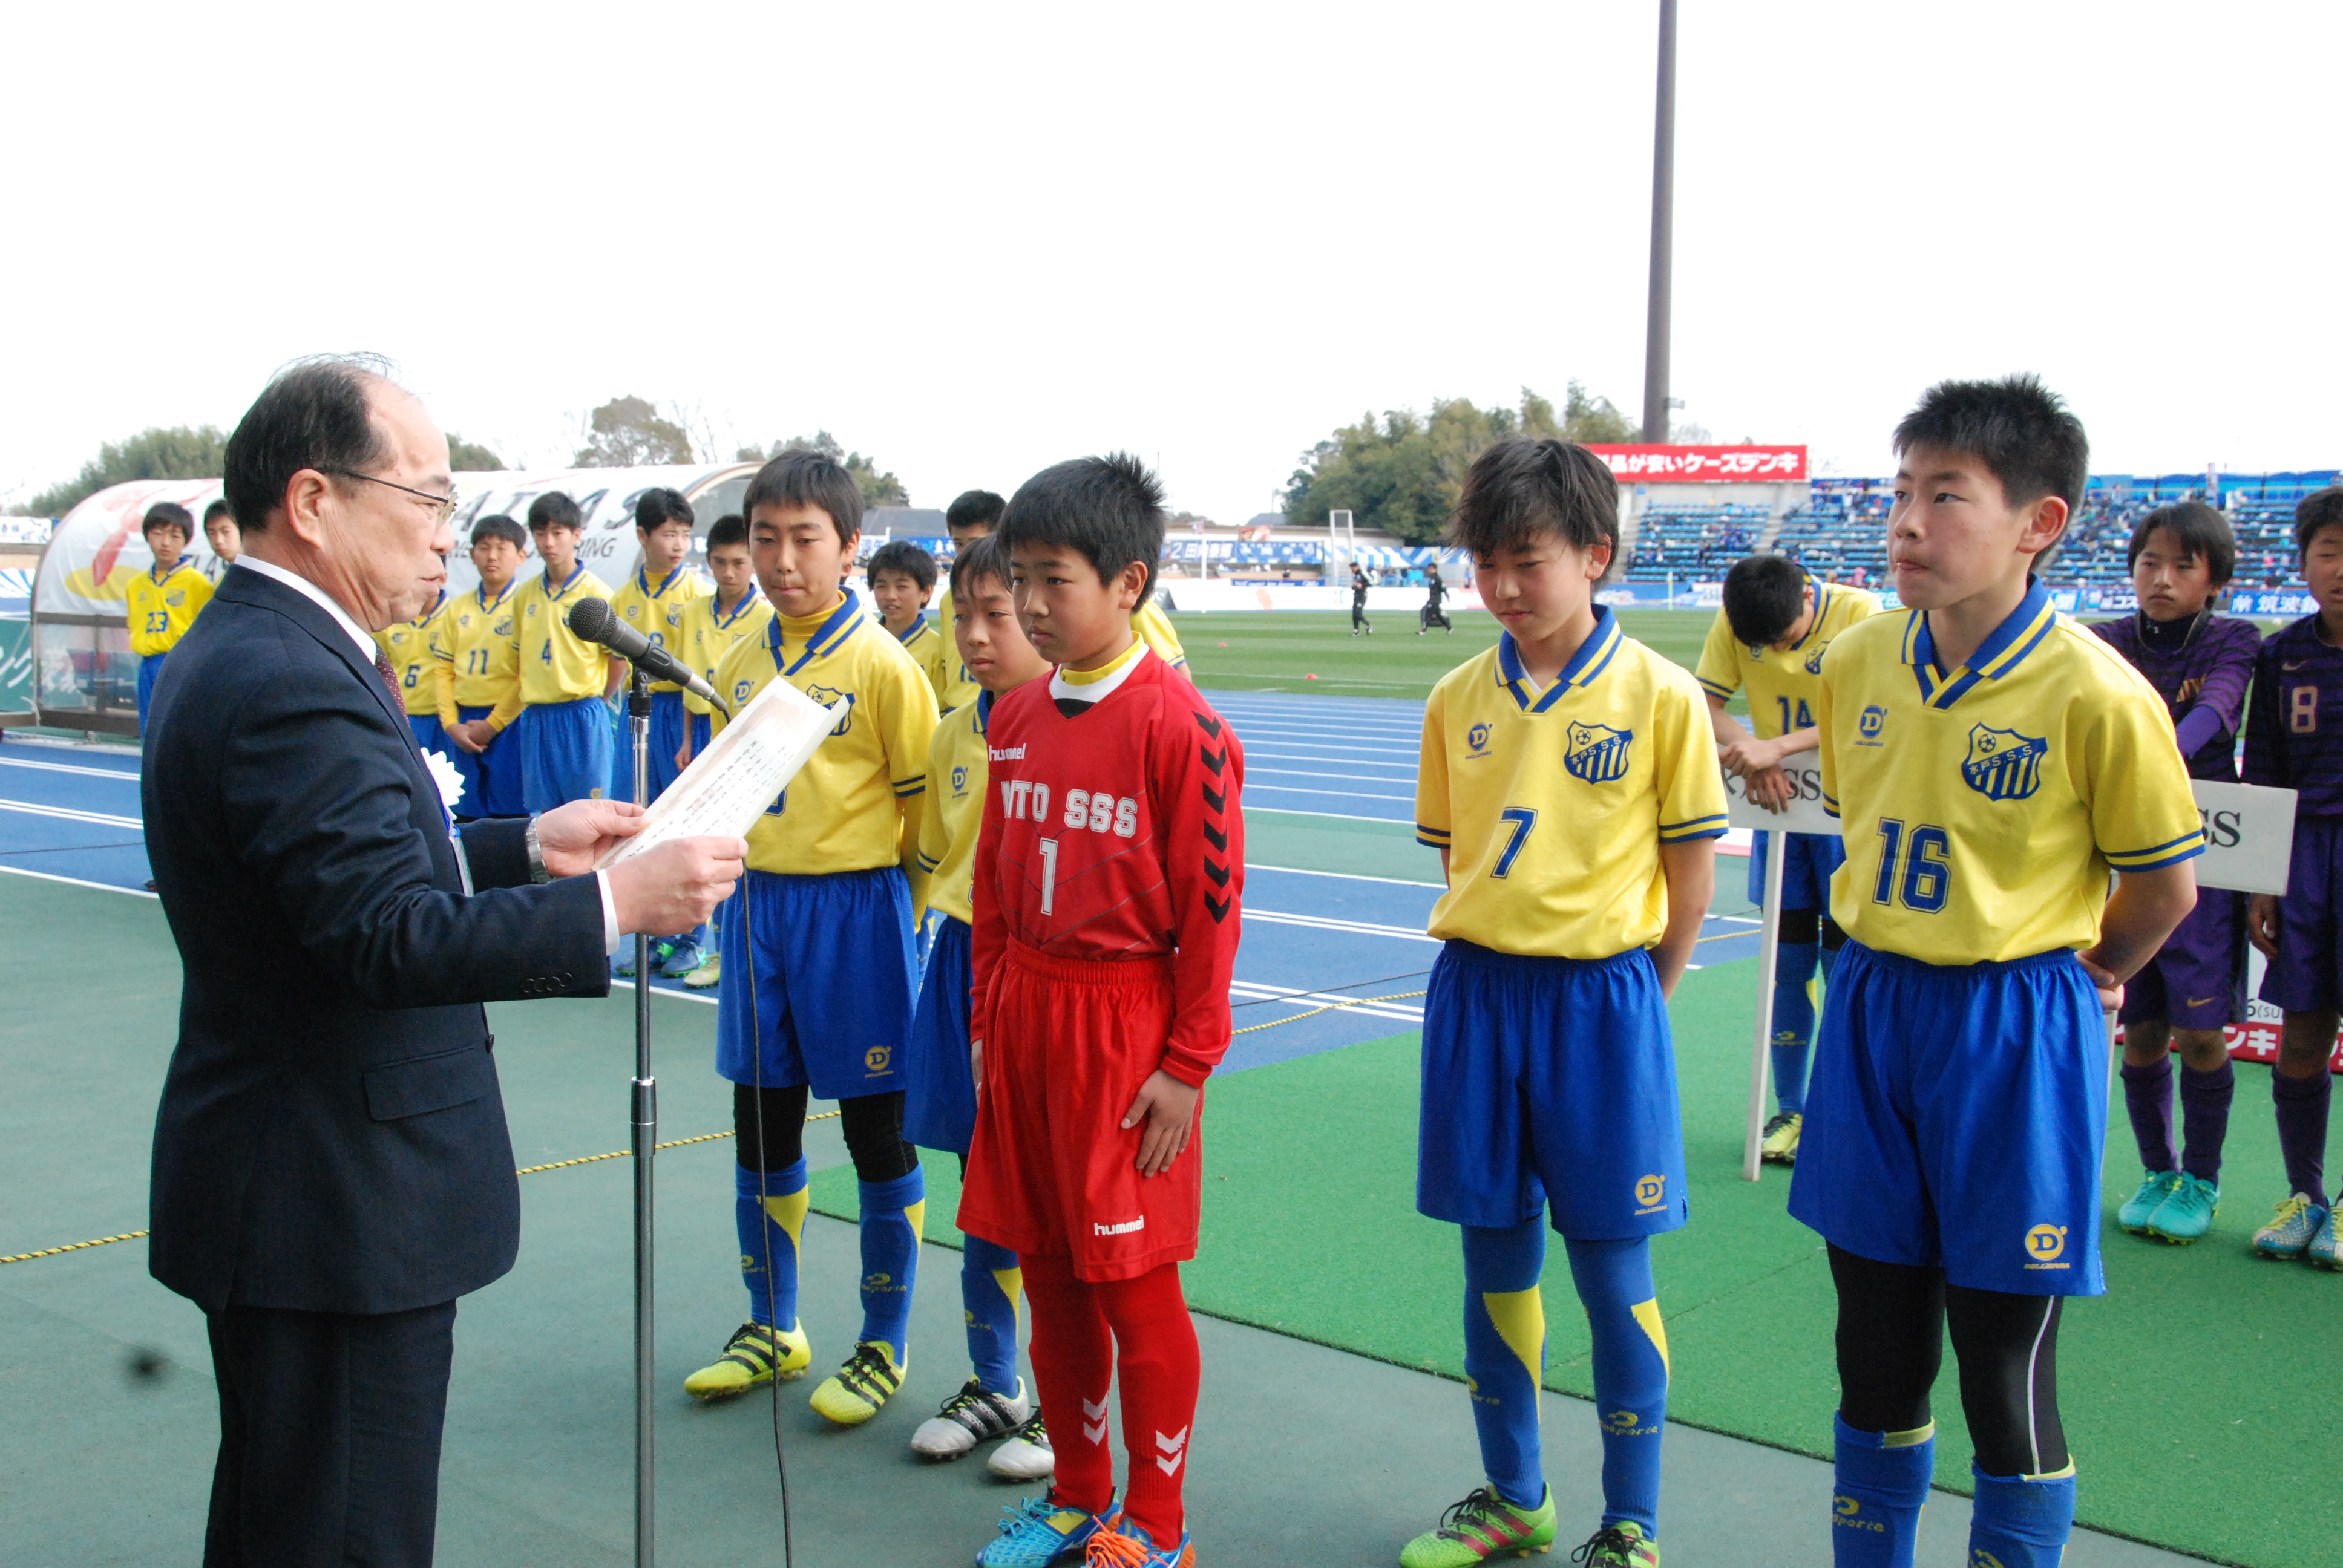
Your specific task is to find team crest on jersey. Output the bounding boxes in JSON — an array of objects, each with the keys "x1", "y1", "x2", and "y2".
[
  {"x1": 1564, "y1": 721, "x2": 1633, "y2": 784},
  {"x1": 1805, "y1": 639, "x2": 1830, "y2": 675},
  {"x1": 1962, "y1": 724, "x2": 2046, "y2": 801},
  {"x1": 808, "y1": 685, "x2": 855, "y2": 736},
  {"x1": 495, "y1": 618, "x2": 513, "y2": 636}
]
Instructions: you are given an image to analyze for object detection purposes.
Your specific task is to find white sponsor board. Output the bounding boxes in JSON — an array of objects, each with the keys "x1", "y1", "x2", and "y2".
[{"x1": 1720, "y1": 761, "x2": 1835, "y2": 837}]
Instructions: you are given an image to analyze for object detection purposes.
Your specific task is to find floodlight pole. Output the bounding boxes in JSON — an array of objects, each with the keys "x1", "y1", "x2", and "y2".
[{"x1": 1641, "y1": 0, "x2": 1679, "y2": 444}]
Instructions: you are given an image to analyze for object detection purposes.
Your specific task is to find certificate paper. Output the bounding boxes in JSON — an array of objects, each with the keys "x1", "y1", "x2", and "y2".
[{"x1": 594, "y1": 679, "x2": 844, "y2": 869}]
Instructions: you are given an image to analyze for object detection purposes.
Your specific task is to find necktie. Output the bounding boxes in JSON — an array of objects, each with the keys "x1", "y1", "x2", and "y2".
[{"x1": 373, "y1": 650, "x2": 404, "y2": 708}]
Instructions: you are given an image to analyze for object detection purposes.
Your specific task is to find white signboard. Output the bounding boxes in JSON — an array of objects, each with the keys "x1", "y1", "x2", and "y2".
[
  {"x1": 596, "y1": 676, "x2": 844, "y2": 869},
  {"x1": 1721, "y1": 760, "x2": 1837, "y2": 837},
  {"x1": 2189, "y1": 780, "x2": 2297, "y2": 896}
]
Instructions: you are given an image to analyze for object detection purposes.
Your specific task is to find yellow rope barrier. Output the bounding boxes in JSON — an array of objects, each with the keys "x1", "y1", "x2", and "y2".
[{"x1": 1231, "y1": 990, "x2": 1426, "y2": 1034}]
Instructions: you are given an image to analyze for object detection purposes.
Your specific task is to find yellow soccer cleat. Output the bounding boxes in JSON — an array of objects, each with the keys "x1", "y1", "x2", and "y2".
[
  {"x1": 810, "y1": 1339, "x2": 906, "y2": 1426},
  {"x1": 1760, "y1": 1112, "x2": 1803, "y2": 1165},
  {"x1": 684, "y1": 1321, "x2": 810, "y2": 1400}
]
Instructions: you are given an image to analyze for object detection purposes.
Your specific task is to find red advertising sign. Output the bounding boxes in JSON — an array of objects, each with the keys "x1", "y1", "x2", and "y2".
[{"x1": 1588, "y1": 445, "x2": 1808, "y2": 482}]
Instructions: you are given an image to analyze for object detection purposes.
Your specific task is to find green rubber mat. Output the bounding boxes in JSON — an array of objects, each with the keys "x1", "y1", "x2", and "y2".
[{"x1": 813, "y1": 963, "x2": 2341, "y2": 1568}]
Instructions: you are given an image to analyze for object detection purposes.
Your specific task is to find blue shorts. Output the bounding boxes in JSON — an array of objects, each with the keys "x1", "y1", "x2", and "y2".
[
  {"x1": 2261, "y1": 816, "x2": 2343, "y2": 1014},
  {"x1": 516, "y1": 696, "x2": 613, "y2": 812},
  {"x1": 1417, "y1": 940, "x2": 1688, "y2": 1240},
  {"x1": 407, "y1": 713, "x2": 447, "y2": 756},
  {"x1": 716, "y1": 866, "x2": 917, "y2": 1098},
  {"x1": 137, "y1": 652, "x2": 166, "y2": 731},
  {"x1": 1789, "y1": 940, "x2": 2106, "y2": 1296},
  {"x1": 447, "y1": 704, "x2": 527, "y2": 818},
  {"x1": 903, "y1": 915, "x2": 975, "y2": 1154},
  {"x1": 610, "y1": 690, "x2": 689, "y2": 805},
  {"x1": 689, "y1": 711, "x2": 713, "y2": 756},
  {"x1": 1748, "y1": 828, "x2": 1844, "y2": 911}
]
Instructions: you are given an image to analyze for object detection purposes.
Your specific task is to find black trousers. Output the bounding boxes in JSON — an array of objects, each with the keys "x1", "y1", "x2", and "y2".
[{"x1": 203, "y1": 1298, "x2": 458, "y2": 1567}]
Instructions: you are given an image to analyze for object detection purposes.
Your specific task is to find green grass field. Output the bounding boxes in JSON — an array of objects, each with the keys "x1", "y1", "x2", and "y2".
[{"x1": 1169, "y1": 607, "x2": 1726, "y2": 705}]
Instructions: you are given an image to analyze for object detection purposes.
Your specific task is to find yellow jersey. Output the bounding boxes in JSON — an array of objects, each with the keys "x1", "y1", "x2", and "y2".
[
  {"x1": 913, "y1": 690, "x2": 1001, "y2": 926},
  {"x1": 431, "y1": 579, "x2": 523, "y2": 730},
  {"x1": 1695, "y1": 577, "x2": 1881, "y2": 737},
  {"x1": 710, "y1": 595, "x2": 939, "y2": 880},
  {"x1": 925, "y1": 588, "x2": 1185, "y2": 714},
  {"x1": 676, "y1": 589, "x2": 775, "y2": 717},
  {"x1": 1818, "y1": 581, "x2": 2205, "y2": 965},
  {"x1": 895, "y1": 610, "x2": 942, "y2": 672},
  {"x1": 605, "y1": 563, "x2": 705, "y2": 694},
  {"x1": 126, "y1": 562, "x2": 212, "y2": 657},
  {"x1": 1416, "y1": 608, "x2": 1729, "y2": 959},
  {"x1": 374, "y1": 593, "x2": 451, "y2": 717},
  {"x1": 510, "y1": 564, "x2": 612, "y2": 705}
]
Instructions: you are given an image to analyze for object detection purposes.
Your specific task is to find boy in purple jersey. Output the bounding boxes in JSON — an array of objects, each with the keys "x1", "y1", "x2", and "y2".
[
  {"x1": 2093, "y1": 503, "x2": 2261, "y2": 1244},
  {"x1": 2242, "y1": 486, "x2": 2343, "y2": 1267}
]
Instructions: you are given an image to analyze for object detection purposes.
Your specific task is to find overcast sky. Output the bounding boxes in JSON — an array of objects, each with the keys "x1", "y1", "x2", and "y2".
[{"x1": 4, "y1": 1, "x2": 2336, "y2": 522}]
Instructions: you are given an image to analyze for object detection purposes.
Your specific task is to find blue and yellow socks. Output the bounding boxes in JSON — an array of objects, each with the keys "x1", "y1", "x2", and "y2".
[
  {"x1": 962, "y1": 1233, "x2": 1024, "y2": 1396},
  {"x1": 1772, "y1": 940, "x2": 1820, "y2": 1115},
  {"x1": 1565, "y1": 1236, "x2": 1668, "y2": 1537},
  {"x1": 1459, "y1": 1224, "x2": 1668, "y2": 1537},
  {"x1": 1460, "y1": 1220, "x2": 1548, "y2": 1511},
  {"x1": 858, "y1": 1168, "x2": 926, "y2": 1365},
  {"x1": 1832, "y1": 1414, "x2": 1932, "y2": 1567},
  {"x1": 736, "y1": 1157, "x2": 808, "y2": 1330},
  {"x1": 1970, "y1": 1462, "x2": 2076, "y2": 1568}
]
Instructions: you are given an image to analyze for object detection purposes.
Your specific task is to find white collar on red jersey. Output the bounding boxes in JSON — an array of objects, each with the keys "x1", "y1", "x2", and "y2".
[{"x1": 1049, "y1": 639, "x2": 1151, "y2": 708}]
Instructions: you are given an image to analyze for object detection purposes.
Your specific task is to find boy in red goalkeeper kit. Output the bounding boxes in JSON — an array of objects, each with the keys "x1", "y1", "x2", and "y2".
[{"x1": 960, "y1": 454, "x2": 1244, "y2": 1568}]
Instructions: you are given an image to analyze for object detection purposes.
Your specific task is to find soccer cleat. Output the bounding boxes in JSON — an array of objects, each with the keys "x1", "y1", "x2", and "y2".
[
  {"x1": 1568, "y1": 1523, "x2": 1658, "y2": 1567},
  {"x1": 2311, "y1": 1208, "x2": 2343, "y2": 1269},
  {"x1": 975, "y1": 1494, "x2": 1114, "y2": 1567},
  {"x1": 913, "y1": 1376, "x2": 1032, "y2": 1460},
  {"x1": 1759, "y1": 1112, "x2": 1803, "y2": 1166},
  {"x1": 658, "y1": 939, "x2": 706, "y2": 980},
  {"x1": 990, "y1": 1408, "x2": 1058, "y2": 1481},
  {"x1": 683, "y1": 1321, "x2": 810, "y2": 1400},
  {"x1": 810, "y1": 1339, "x2": 906, "y2": 1425},
  {"x1": 684, "y1": 950, "x2": 721, "y2": 990},
  {"x1": 2146, "y1": 1174, "x2": 2218, "y2": 1244},
  {"x1": 2119, "y1": 1170, "x2": 2182, "y2": 1235},
  {"x1": 615, "y1": 937, "x2": 674, "y2": 979},
  {"x1": 1399, "y1": 1486, "x2": 1558, "y2": 1567},
  {"x1": 2252, "y1": 1195, "x2": 2330, "y2": 1260},
  {"x1": 1086, "y1": 1518, "x2": 1194, "y2": 1568}
]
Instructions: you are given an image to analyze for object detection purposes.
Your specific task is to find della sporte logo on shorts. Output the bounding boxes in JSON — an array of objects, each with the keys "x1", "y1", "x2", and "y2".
[
  {"x1": 1964, "y1": 725, "x2": 2046, "y2": 801},
  {"x1": 2023, "y1": 1224, "x2": 2068, "y2": 1269},
  {"x1": 1633, "y1": 1174, "x2": 1667, "y2": 1214},
  {"x1": 1565, "y1": 722, "x2": 1633, "y2": 784}
]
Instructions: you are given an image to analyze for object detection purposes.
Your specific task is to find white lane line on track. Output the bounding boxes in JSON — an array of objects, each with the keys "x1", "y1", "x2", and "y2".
[
  {"x1": 1248, "y1": 768, "x2": 1423, "y2": 786},
  {"x1": 1228, "y1": 979, "x2": 1424, "y2": 1022},
  {"x1": 1246, "y1": 862, "x2": 1444, "y2": 889},
  {"x1": 0, "y1": 799, "x2": 143, "y2": 829},
  {"x1": 0, "y1": 864, "x2": 156, "y2": 898},
  {"x1": 1245, "y1": 907, "x2": 1442, "y2": 944},
  {"x1": 1250, "y1": 806, "x2": 1417, "y2": 826},
  {"x1": 0, "y1": 757, "x2": 143, "y2": 782},
  {"x1": 1225, "y1": 728, "x2": 1424, "y2": 747},
  {"x1": 1249, "y1": 784, "x2": 1415, "y2": 802},
  {"x1": 1241, "y1": 750, "x2": 1419, "y2": 769}
]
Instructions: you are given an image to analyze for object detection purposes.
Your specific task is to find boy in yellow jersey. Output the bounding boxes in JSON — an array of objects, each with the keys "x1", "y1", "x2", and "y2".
[
  {"x1": 507, "y1": 492, "x2": 613, "y2": 811},
  {"x1": 200, "y1": 500, "x2": 240, "y2": 586},
  {"x1": 670, "y1": 514, "x2": 772, "y2": 988},
  {"x1": 684, "y1": 449, "x2": 941, "y2": 1431},
  {"x1": 868, "y1": 538, "x2": 941, "y2": 665},
  {"x1": 603, "y1": 487, "x2": 706, "y2": 808},
  {"x1": 374, "y1": 584, "x2": 453, "y2": 756},
  {"x1": 1790, "y1": 377, "x2": 2201, "y2": 1568},
  {"x1": 898, "y1": 534, "x2": 1056, "y2": 1476},
  {"x1": 1402, "y1": 439, "x2": 1723, "y2": 1568},
  {"x1": 928, "y1": 487, "x2": 1184, "y2": 713},
  {"x1": 1697, "y1": 554, "x2": 1881, "y2": 1163},
  {"x1": 433, "y1": 515, "x2": 528, "y2": 818},
  {"x1": 128, "y1": 502, "x2": 213, "y2": 733}
]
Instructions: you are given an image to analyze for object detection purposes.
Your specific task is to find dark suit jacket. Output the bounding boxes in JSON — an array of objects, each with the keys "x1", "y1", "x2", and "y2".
[{"x1": 145, "y1": 566, "x2": 610, "y2": 1316}]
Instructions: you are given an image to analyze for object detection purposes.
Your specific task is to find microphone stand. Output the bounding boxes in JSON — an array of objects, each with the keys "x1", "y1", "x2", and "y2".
[{"x1": 626, "y1": 664, "x2": 657, "y2": 1568}]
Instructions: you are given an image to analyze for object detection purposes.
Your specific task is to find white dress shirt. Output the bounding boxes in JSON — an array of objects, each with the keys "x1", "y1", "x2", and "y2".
[{"x1": 230, "y1": 557, "x2": 621, "y2": 953}]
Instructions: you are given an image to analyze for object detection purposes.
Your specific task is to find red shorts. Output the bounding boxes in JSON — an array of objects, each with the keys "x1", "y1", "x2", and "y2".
[{"x1": 958, "y1": 939, "x2": 1202, "y2": 1283}]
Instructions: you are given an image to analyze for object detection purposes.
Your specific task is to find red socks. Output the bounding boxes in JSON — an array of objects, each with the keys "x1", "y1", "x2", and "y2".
[{"x1": 1021, "y1": 1254, "x2": 1201, "y2": 1543}]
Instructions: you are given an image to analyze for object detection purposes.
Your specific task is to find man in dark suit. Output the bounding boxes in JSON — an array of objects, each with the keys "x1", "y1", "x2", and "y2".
[{"x1": 143, "y1": 355, "x2": 744, "y2": 1567}]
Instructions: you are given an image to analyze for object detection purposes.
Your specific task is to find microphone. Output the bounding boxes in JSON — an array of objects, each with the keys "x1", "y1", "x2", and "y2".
[{"x1": 567, "y1": 596, "x2": 730, "y2": 714}]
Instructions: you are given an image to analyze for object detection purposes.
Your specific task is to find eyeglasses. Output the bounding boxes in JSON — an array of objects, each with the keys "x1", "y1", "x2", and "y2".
[{"x1": 321, "y1": 467, "x2": 461, "y2": 525}]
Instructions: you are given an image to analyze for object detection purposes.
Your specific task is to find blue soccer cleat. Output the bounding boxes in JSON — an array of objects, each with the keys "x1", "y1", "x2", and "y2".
[
  {"x1": 976, "y1": 1494, "x2": 1115, "y2": 1567},
  {"x1": 2311, "y1": 1207, "x2": 2343, "y2": 1270},
  {"x1": 2146, "y1": 1174, "x2": 2218, "y2": 1244},
  {"x1": 1082, "y1": 1518, "x2": 1193, "y2": 1568},
  {"x1": 658, "y1": 939, "x2": 706, "y2": 980},
  {"x1": 2119, "y1": 1170, "x2": 2180, "y2": 1236},
  {"x1": 2252, "y1": 1195, "x2": 2329, "y2": 1261},
  {"x1": 615, "y1": 937, "x2": 674, "y2": 978}
]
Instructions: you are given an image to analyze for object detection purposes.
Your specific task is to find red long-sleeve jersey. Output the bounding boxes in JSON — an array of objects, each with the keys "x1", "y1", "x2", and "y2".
[{"x1": 968, "y1": 648, "x2": 1244, "y2": 1086}]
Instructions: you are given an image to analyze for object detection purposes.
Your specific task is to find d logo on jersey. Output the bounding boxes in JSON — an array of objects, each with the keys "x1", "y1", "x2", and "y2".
[
  {"x1": 1467, "y1": 721, "x2": 1492, "y2": 756},
  {"x1": 1564, "y1": 721, "x2": 1633, "y2": 784},
  {"x1": 951, "y1": 764, "x2": 968, "y2": 796},
  {"x1": 1962, "y1": 725, "x2": 2046, "y2": 801}
]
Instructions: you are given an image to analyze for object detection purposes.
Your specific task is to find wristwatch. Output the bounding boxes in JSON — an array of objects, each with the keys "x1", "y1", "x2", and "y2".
[{"x1": 525, "y1": 814, "x2": 552, "y2": 884}]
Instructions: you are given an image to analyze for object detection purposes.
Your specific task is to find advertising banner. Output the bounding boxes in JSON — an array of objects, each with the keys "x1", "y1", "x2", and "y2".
[{"x1": 1588, "y1": 445, "x2": 1808, "y2": 482}]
